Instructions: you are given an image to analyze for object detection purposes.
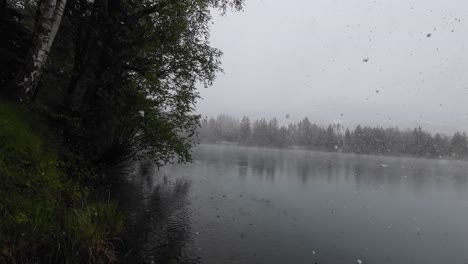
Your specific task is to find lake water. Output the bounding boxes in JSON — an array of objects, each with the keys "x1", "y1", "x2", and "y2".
[{"x1": 117, "y1": 144, "x2": 468, "y2": 264}]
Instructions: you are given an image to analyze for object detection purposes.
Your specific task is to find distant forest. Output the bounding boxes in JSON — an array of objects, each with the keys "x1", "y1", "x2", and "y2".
[{"x1": 199, "y1": 115, "x2": 468, "y2": 159}]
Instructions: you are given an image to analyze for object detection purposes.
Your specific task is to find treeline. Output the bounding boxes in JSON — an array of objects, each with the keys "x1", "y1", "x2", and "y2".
[{"x1": 199, "y1": 115, "x2": 468, "y2": 159}]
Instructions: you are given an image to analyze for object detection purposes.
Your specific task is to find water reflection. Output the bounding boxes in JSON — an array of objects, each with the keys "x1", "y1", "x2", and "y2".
[
  {"x1": 195, "y1": 144, "x2": 468, "y2": 197},
  {"x1": 186, "y1": 144, "x2": 468, "y2": 264},
  {"x1": 251, "y1": 155, "x2": 276, "y2": 181},
  {"x1": 238, "y1": 157, "x2": 248, "y2": 177},
  {"x1": 112, "y1": 161, "x2": 196, "y2": 264},
  {"x1": 116, "y1": 145, "x2": 468, "y2": 264}
]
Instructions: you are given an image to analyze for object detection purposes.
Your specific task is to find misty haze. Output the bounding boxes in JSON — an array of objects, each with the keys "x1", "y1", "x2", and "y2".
[
  {"x1": 2, "y1": 0, "x2": 468, "y2": 264},
  {"x1": 200, "y1": 0, "x2": 468, "y2": 135}
]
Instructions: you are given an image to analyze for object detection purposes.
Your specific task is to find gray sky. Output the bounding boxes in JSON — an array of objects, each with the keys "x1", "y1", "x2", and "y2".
[{"x1": 197, "y1": 0, "x2": 468, "y2": 134}]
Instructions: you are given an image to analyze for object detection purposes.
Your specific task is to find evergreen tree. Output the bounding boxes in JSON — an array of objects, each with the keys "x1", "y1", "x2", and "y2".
[
  {"x1": 198, "y1": 114, "x2": 468, "y2": 160},
  {"x1": 278, "y1": 126, "x2": 289, "y2": 147},
  {"x1": 324, "y1": 125, "x2": 339, "y2": 151},
  {"x1": 451, "y1": 132, "x2": 468, "y2": 158},
  {"x1": 267, "y1": 118, "x2": 279, "y2": 147},
  {"x1": 239, "y1": 116, "x2": 251, "y2": 144},
  {"x1": 343, "y1": 128, "x2": 352, "y2": 152}
]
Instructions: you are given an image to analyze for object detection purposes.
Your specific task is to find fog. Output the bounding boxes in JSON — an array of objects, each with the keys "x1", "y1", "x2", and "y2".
[{"x1": 197, "y1": 0, "x2": 468, "y2": 134}]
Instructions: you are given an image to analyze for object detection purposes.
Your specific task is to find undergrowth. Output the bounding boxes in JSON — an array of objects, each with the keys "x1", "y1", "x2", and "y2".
[{"x1": 0, "y1": 102, "x2": 124, "y2": 263}]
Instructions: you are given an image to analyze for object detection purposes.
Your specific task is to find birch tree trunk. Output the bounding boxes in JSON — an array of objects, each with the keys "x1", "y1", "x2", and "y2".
[{"x1": 13, "y1": 0, "x2": 67, "y2": 101}]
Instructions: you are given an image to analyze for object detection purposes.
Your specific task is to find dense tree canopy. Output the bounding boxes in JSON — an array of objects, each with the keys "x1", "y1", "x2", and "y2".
[
  {"x1": 0, "y1": 0, "x2": 244, "y2": 262},
  {"x1": 200, "y1": 115, "x2": 468, "y2": 159},
  {"x1": 1, "y1": 0, "x2": 244, "y2": 167}
]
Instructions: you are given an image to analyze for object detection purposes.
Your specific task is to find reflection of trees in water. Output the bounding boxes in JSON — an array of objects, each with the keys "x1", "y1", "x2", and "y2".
[
  {"x1": 238, "y1": 154, "x2": 248, "y2": 177},
  {"x1": 138, "y1": 180, "x2": 193, "y2": 264},
  {"x1": 137, "y1": 161, "x2": 156, "y2": 193},
  {"x1": 453, "y1": 170, "x2": 468, "y2": 197},
  {"x1": 251, "y1": 155, "x2": 266, "y2": 177},
  {"x1": 197, "y1": 144, "x2": 284, "y2": 180},
  {"x1": 325, "y1": 159, "x2": 341, "y2": 184},
  {"x1": 349, "y1": 159, "x2": 406, "y2": 191},
  {"x1": 292, "y1": 155, "x2": 341, "y2": 184},
  {"x1": 250, "y1": 155, "x2": 276, "y2": 181},
  {"x1": 343, "y1": 156, "x2": 468, "y2": 195},
  {"x1": 238, "y1": 165, "x2": 248, "y2": 177},
  {"x1": 344, "y1": 161, "x2": 351, "y2": 183},
  {"x1": 266, "y1": 162, "x2": 276, "y2": 179},
  {"x1": 297, "y1": 159, "x2": 310, "y2": 183},
  {"x1": 112, "y1": 162, "x2": 196, "y2": 264},
  {"x1": 410, "y1": 168, "x2": 426, "y2": 194},
  {"x1": 197, "y1": 145, "x2": 468, "y2": 197},
  {"x1": 285, "y1": 152, "x2": 454, "y2": 194},
  {"x1": 238, "y1": 153, "x2": 249, "y2": 167}
]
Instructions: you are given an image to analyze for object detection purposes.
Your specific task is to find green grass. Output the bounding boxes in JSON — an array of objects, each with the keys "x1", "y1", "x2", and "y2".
[
  {"x1": 61, "y1": 201, "x2": 125, "y2": 263},
  {"x1": 0, "y1": 102, "x2": 124, "y2": 263}
]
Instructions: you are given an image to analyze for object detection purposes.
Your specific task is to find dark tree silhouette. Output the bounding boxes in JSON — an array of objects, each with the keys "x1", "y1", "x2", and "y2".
[{"x1": 200, "y1": 114, "x2": 468, "y2": 159}]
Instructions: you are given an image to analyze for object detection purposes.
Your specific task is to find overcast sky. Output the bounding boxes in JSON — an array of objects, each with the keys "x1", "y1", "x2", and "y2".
[{"x1": 197, "y1": 0, "x2": 468, "y2": 134}]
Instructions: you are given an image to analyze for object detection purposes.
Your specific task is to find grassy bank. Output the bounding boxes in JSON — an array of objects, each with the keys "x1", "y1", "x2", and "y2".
[{"x1": 0, "y1": 102, "x2": 124, "y2": 263}]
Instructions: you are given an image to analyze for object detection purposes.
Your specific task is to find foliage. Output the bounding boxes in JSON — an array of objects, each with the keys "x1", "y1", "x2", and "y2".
[
  {"x1": 60, "y1": 201, "x2": 125, "y2": 263},
  {"x1": 0, "y1": 102, "x2": 125, "y2": 263},
  {"x1": 0, "y1": 102, "x2": 73, "y2": 260},
  {"x1": 200, "y1": 114, "x2": 468, "y2": 159},
  {"x1": 22, "y1": 0, "x2": 240, "y2": 167},
  {"x1": 0, "y1": 0, "x2": 244, "y2": 262},
  {"x1": 0, "y1": 1, "x2": 31, "y2": 97},
  {"x1": 1, "y1": 0, "x2": 244, "y2": 166}
]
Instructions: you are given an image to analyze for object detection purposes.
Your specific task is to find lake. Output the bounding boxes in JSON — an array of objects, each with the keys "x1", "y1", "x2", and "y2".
[{"x1": 117, "y1": 144, "x2": 468, "y2": 264}]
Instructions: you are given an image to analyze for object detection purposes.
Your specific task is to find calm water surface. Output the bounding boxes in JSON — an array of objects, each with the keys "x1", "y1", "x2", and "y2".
[{"x1": 118, "y1": 144, "x2": 468, "y2": 264}]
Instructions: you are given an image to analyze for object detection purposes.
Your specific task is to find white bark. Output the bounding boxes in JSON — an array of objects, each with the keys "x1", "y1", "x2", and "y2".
[
  {"x1": 48, "y1": 0, "x2": 67, "y2": 48},
  {"x1": 17, "y1": 0, "x2": 67, "y2": 101}
]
